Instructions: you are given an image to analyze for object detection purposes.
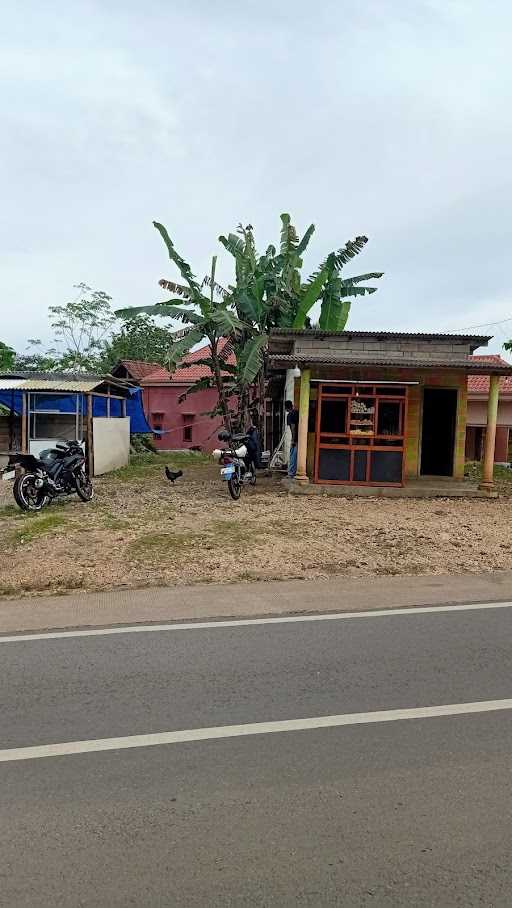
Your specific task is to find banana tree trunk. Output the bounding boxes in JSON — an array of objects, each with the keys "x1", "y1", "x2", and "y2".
[{"x1": 208, "y1": 334, "x2": 233, "y2": 433}]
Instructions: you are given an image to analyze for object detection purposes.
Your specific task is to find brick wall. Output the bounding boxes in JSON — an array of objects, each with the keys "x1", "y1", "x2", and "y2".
[
  {"x1": 294, "y1": 337, "x2": 472, "y2": 361},
  {"x1": 404, "y1": 371, "x2": 467, "y2": 479}
]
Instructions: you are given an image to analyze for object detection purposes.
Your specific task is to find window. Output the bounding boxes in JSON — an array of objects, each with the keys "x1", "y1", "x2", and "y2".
[
  {"x1": 320, "y1": 399, "x2": 347, "y2": 434},
  {"x1": 152, "y1": 412, "x2": 164, "y2": 436},
  {"x1": 377, "y1": 401, "x2": 402, "y2": 437},
  {"x1": 183, "y1": 414, "x2": 194, "y2": 443}
]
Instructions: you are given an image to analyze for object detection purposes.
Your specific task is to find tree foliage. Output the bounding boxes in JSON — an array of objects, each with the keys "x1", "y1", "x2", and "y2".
[
  {"x1": 116, "y1": 224, "x2": 242, "y2": 429},
  {"x1": 99, "y1": 314, "x2": 177, "y2": 371},
  {"x1": 116, "y1": 214, "x2": 383, "y2": 432},
  {"x1": 48, "y1": 283, "x2": 116, "y2": 372},
  {"x1": 0, "y1": 341, "x2": 15, "y2": 370}
]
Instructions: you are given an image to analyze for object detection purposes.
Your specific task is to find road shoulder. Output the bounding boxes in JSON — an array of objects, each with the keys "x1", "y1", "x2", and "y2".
[{"x1": 1, "y1": 570, "x2": 512, "y2": 634}]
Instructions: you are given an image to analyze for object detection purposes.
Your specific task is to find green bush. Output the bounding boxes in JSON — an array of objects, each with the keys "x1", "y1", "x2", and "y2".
[{"x1": 131, "y1": 433, "x2": 157, "y2": 455}]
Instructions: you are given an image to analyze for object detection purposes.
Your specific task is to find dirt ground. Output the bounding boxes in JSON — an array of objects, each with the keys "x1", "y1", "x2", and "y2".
[{"x1": 0, "y1": 454, "x2": 511, "y2": 599}]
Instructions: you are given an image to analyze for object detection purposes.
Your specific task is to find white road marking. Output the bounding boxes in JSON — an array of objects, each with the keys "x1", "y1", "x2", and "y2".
[
  {"x1": 1, "y1": 698, "x2": 512, "y2": 763},
  {"x1": 1, "y1": 600, "x2": 512, "y2": 644}
]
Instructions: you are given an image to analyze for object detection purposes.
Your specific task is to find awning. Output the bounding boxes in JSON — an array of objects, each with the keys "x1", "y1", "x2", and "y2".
[{"x1": 269, "y1": 353, "x2": 512, "y2": 375}]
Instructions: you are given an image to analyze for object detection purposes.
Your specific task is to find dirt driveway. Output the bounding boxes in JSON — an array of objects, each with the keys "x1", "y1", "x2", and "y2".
[{"x1": 1, "y1": 454, "x2": 511, "y2": 599}]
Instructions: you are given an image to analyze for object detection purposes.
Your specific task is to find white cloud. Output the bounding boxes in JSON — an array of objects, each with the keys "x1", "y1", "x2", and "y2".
[{"x1": 1, "y1": 0, "x2": 511, "y2": 353}]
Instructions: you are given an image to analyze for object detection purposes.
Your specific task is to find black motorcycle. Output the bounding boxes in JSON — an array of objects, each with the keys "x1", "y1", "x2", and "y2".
[{"x1": 4, "y1": 441, "x2": 93, "y2": 512}]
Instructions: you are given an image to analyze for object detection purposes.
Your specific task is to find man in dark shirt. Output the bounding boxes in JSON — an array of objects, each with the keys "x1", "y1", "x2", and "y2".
[{"x1": 285, "y1": 399, "x2": 299, "y2": 478}]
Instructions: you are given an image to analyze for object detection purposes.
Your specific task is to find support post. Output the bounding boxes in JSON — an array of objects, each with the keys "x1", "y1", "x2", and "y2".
[
  {"x1": 295, "y1": 369, "x2": 311, "y2": 484},
  {"x1": 86, "y1": 394, "x2": 94, "y2": 477},
  {"x1": 21, "y1": 393, "x2": 27, "y2": 453},
  {"x1": 479, "y1": 374, "x2": 500, "y2": 491}
]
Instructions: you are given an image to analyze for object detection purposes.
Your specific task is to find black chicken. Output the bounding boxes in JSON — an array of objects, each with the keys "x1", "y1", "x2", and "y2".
[{"x1": 165, "y1": 467, "x2": 183, "y2": 483}]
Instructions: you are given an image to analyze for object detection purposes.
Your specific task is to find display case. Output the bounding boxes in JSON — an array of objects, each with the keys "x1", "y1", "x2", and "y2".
[{"x1": 314, "y1": 383, "x2": 407, "y2": 486}]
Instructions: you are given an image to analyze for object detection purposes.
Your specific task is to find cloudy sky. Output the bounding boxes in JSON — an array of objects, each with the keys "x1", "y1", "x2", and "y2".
[{"x1": 2, "y1": 0, "x2": 511, "y2": 355}]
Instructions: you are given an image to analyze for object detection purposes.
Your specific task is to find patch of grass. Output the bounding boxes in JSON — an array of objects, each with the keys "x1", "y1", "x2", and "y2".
[
  {"x1": 111, "y1": 451, "x2": 209, "y2": 482},
  {"x1": 128, "y1": 518, "x2": 259, "y2": 562},
  {"x1": 0, "y1": 504, "x2": 18, "y2": 518},
  {"x1": 465, "y1": 460, "x2": 512, "y2": 495},
  {"x1": 128, "y1": 531, "x2": 207, "y2": 559},
  {"x1": 10, "y1": 513, "x2": 68, "y2": 545},
  {"x1": 208, "y1": 518, "x2": 256, "y2": 546},
  {"x1": 102, "y1": 516, "x2": 129, "y2": 530}
]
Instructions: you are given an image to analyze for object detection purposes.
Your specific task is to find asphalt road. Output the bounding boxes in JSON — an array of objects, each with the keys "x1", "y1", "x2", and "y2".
[{"x1": 2, "y1": 603, "x2": 512, "y2": 906}]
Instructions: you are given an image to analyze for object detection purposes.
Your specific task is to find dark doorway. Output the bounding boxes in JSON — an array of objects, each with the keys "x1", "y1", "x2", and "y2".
[{"x1": 421, "y1": 388, "x2": 457, "y2": 476}]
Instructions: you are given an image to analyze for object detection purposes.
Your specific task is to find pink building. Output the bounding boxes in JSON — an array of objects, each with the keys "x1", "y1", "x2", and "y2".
[
  {"x1": 112, "y1": 341, "x2": 236, "y2": 452},
  {"x1": 466, "y1": 355, "x2": 512, "y2": 463}
]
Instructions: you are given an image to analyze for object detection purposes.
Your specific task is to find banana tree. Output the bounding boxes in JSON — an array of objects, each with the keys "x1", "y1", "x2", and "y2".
[
  {"x1": 291, "y1": 236, "x2": 383, "y2": 330},
  {"x1": 115, "y1": 221, "x2": 245, "y2": 431}
]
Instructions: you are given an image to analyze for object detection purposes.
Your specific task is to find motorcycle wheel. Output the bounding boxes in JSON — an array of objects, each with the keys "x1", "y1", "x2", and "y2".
[
  {"x1": 228, "y1": 475, "x2": 241, "y2": 500},
  {"x1": 75, "y1": 469, "x2": 94, "y2": 502},
  {"x1": 14, "y1": 474, "x2": 49, "y2": 512}
]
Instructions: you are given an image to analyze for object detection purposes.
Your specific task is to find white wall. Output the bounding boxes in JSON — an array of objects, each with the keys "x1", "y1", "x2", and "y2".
[
  {"x1": 92, "y1": 418, "x2": 130, "y2": 475},
  {"x1": 467, "y1": 398, "x2": 512, "y2": 427}
]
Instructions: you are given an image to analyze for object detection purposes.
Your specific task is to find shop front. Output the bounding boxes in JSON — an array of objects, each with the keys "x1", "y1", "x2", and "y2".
[{"x1": 268, "y1": 329, "x2": 512, "y2": 493}]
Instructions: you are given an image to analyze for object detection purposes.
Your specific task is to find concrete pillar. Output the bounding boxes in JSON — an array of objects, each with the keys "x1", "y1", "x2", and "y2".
[
  {"x1": 295, "y1": 369, "x2": 311, "y2": 484},
  {"x1": 479, "y1": 374, "x2": 500, "y2": 490}
]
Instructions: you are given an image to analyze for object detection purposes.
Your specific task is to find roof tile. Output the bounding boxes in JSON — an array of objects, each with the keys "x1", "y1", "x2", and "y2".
[
  {"x1": 119, "y1": 360, "x2": 171, "y2": 381},
  {"x1": 170, "y1": 338, "x2": 236, "y2": 383},
  {"x1": 468, "y1": 355, "x2": 512, "y2": 394}
]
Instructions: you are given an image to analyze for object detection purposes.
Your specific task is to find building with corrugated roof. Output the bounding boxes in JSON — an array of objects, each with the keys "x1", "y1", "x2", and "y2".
[
  {"x1": 0, "y1": 372, "x2": 152, "y2": 475},
  {"x1": 268, "y1": 329, "x2": 512, "y2": 494}
]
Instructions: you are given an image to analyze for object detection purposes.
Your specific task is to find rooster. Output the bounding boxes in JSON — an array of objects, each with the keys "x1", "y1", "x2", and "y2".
[{"x1": 165, "y1": 466, "x2": 183, "y2": 483}]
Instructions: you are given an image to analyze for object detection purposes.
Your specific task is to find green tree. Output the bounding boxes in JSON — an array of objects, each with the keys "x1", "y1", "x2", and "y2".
[
  {"x1": 117, "y1": 215, "x2": 383, "y2": 432},
  {"x1": 0, "y1": 341, "x2": 15, "y2": 370},
  {"x1": 14, "y1": 285, "x2": 116, "y2": 374},
  {"x1": 48, "y1": 283, "x2": 116, "y2": 372},
  {"x1": 217, "y1": 215, "x2": 383, "y2": 426},
  {"x1": 14, "y1": 339, "x2": 60, "y2": 372},
  {"x1": 116, "y1": 222, "x2": 243, "y2": 430},
  {"x1": 99, "y1": 313, "x2": 177, "y2": 371}
]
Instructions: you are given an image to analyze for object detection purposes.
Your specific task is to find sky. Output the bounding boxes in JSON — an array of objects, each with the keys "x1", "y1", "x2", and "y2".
[{"x1": 1, "y1": 0, "x2": 511, "y2": 356}]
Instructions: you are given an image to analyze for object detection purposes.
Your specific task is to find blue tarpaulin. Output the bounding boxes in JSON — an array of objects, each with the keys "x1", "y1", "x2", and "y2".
[
  {"x1": 0, "y1": 387, "x2": 156, "y2": 434},
  {"x1": 0, "y1": 390, "x2": 23, "y2": 415},
  {"x1": 125, "y1": 388, "x2": 157, "y2": 433}
]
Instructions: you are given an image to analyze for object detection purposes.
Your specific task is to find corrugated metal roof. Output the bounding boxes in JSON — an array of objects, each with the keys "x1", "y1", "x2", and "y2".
[
  {"x1": 0, "y1": 379, "x2": 100, "y2": 392},
  {"x1": 0, "y1": 371, "x2": 102, "y2": 380},
  {"x1": 269, "y1": 353, "x2": 512, "y2": 374},
  {"x1": 270, "y1": 329, "x2": 492, "y2": 342}
]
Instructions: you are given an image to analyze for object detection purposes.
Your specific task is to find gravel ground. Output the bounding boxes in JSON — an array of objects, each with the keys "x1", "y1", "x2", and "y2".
[{"x1": 0, "y1": 457, "x2": 510, "y2": 599}]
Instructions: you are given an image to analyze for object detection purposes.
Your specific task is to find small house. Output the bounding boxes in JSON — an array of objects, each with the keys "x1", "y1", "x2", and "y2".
[
  {"x1": 268, "y1": 329, "x2": 512, "y2": 493},
  {"x1": 112, "y1": 339, "x2": 237, "y2": 452},
  {"x1": 0, "y1": 373, "x2": 152, "y2": 475}
]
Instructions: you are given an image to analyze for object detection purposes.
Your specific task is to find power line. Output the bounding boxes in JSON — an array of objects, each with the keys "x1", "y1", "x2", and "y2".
[{"x1": 439, "y1": 315, "x2": 512, "y2": 333}]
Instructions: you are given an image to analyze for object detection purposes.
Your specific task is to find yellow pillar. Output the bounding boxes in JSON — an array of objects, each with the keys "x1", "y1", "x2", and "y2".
[
  {"x1": 479, "y1": 374, "x2": 500, "y2": 490},
  {"x1": 295, "y1": 369, "x2": 311, "y2": 484}
]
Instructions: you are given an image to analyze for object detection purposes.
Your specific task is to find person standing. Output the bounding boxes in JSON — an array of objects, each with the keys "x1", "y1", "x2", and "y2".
[
  {"x1": 285, "y1": 399, "x2": 299, "y2": 479},
  {"x1": 245, "y1": 419, "x2": 261, "y2": 476}
]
